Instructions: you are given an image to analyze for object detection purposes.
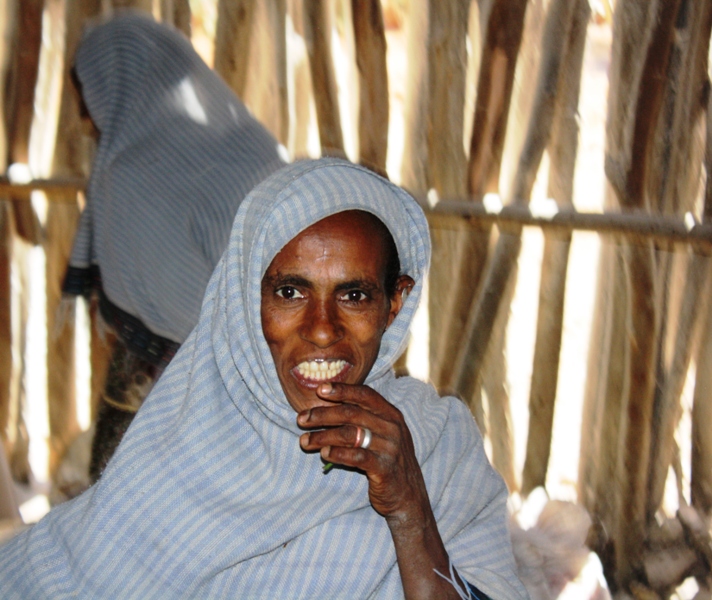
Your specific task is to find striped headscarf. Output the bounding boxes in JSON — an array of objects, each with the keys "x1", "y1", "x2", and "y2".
[
  {"x1": 67, "y1": 12, "x2": 286, "y2": 344},
  {"x1": 1, "y1": 159, "x2": 526, "y2": 599}
]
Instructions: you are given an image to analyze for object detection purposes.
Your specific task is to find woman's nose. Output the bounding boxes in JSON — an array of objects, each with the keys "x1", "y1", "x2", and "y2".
[{"x1": 300, "y1": 300, "x2": 343, "y2": 348}]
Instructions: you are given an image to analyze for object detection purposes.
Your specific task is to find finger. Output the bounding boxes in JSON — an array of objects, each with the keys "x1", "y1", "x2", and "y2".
[
  {"x1": 320, "y1": 444, "x2": 382, "y2": 473},
  {"x1": 297, "y1": 401, "x2": 377, "y2": 430},
  {"x1": 300, "y1": 423, "x2": 378, "y2": 452},
  {"x1": 315, "y1": 382, "x2": 392, "y2": 415}
]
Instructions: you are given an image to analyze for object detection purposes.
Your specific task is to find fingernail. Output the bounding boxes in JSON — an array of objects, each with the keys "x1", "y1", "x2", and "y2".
[
  {"x1": 297, "y1": 410, "x2": 310, "y2": 424},
  {"x1": 319, "y1": 383, "x2": 333, "y2": 395},
  {"x1": 321, "y1": 446, "x2": 331, "y2": 459},
  {"x1": 300, "y1": 433, "x2": 310, "y2": 448}
]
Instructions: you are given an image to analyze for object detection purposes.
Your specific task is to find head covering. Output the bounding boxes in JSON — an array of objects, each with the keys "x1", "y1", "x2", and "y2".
[
  {"x1": 66, "y1": 12, "x2": 286, "y2": 345},
  {"x1": 2, "y1": 159, "x2": 526, "y2": 599}
]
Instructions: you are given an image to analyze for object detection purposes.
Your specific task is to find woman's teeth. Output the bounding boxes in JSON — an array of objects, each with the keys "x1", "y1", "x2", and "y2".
[{"x1": 295, "y1": 360, "x2": 347, "y2": 381}]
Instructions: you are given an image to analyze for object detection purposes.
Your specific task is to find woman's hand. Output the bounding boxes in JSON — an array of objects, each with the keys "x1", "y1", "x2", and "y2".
[
  {"x1": 297, "y1": 381, "x2": 431, "y2": 522},
  {"x1": 297, "y1": 382, "x2": 472, "y2": 599}
]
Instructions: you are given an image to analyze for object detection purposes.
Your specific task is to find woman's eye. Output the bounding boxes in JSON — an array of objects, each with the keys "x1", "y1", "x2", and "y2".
[
  {"x1": 275, "y1": 286, "x2": 304, "y2": 300},
  {"x1": 341, "y1": 290, "x2": 368, "y2": 303}
]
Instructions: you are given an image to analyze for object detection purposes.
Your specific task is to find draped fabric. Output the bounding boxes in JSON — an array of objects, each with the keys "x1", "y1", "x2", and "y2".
[
  {"x1": 65, "y1": 12, "x2": 286, "y2": 344},
  {"x1": 1, "y1": 159, "x2": 526, "y2": 599}
]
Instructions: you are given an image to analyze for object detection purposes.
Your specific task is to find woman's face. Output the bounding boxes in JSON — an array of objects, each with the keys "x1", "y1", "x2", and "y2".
[{"x1": 260, "y1": 211, "x2": 413, "y2": 413}]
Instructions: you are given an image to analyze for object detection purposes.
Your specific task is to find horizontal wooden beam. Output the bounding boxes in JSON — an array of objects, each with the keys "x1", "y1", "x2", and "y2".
[
  {"x1": 2, "y1": 180, "x2": 710, "y2": 248},
  {"x1": 424, "y1": 198, "x2": 712, "y2": 250},
  {"x1": 0, "y1": 177, "x2": 85, "y2": 199}
]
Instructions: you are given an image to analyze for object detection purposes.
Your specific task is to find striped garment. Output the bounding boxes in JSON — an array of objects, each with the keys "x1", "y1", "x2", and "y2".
[
  {"x1": 65, "y1": 12, "x2": 286, "y2": 345},
  {"x1": 0, "y1": 159, "x2": 527, "y2": 599}
]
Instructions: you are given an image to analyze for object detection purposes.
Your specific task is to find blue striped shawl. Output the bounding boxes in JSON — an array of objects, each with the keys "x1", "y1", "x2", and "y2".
[
  {"x1": 69, "y1": 13, "x2": 286, "y2": 343},
  {"x1": 0, "y1": 160, "x2": 526, "y2": 598}
]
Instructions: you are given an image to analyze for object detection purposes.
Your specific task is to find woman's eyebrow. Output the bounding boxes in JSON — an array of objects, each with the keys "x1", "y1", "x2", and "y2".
[
  {"x1": 334, "y1": 279, "x2": 380, "y2": 293},
  {"x1": 263, "y1": 274, "x2": 313, "y2": 289}
]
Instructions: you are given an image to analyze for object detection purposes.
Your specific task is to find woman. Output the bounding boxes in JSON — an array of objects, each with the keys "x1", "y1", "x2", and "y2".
[
  {"x1": 2, "y1": 159, "x2": 525, "y2": 598},
  {"x1": 62, "y1": 13, "x2": 286, "y2": 479}
]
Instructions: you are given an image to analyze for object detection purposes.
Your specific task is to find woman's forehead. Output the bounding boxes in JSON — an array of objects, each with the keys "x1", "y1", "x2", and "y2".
[{"x1": 266, "y1": 211, "x2": 391, "y2": 277}]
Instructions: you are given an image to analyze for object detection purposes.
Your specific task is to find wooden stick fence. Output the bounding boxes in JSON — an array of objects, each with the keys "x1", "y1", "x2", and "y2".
[
  {"x1": 2, "y1": 0, "x2": 710, "y2": 594},
  {"x1": 427, "y1": 200, "x2": 712, "y2": 250},
  {"x1": 6, "y1": 178, "x2": 712, "y2": 248}
]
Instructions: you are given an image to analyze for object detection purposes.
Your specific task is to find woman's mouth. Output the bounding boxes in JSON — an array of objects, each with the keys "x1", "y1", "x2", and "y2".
[{"x1": 291, "y1": 360, "x2": 351, "y2": 386}]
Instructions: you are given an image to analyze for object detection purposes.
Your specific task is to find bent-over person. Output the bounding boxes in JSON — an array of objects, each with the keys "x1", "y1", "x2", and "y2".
[{"x1": 62, "y1": 13, "x2": 286, "y2": 481}]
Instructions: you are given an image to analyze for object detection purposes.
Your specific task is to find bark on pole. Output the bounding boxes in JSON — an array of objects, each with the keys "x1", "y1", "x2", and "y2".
[
  {"x1": 481, "y1": 273, "x2": 517, "y2": 490},
  {"x1": 690, "y1": 90, "x2": 712, "y2": 517},
  {"x1": 243, "y1": 0, "x2": 289, "y2": 145},
  {"x1": 432, "y1": 0, "x2": 529, "y2": 390},
  {"x1": 600, "y1": 0, "x2": 680, "y2": 586},
  {"x1": 303, "y1": 0, "x2": 344, "y2": 155},
  {"x1": 579, "y1": 1, "x2": 660, "y2": 586},
  {"x1": 426, "y1": 0, "x2": 469, "y2": 200},
  {"x1": 450, "y1": 0, "x2": 578, "y2": 407},
  {"x1": 692, "y1": 279, "x2": 712, "y2": 516},
  {"x1": 271, "y1": 0, "x2": 289, "y2": 146},
  {"x1": 647, "y1": 0, "x2": 712, "y2": 521},
  {"x1": 422, "y1": 0, "x2": 473, "y2": 391},
  {"x1": 589, "y1": 238, "x2": 630, "y2": 584},
  {"x1": 467, "y1": 0, "x2": 529, "y2": 198},
  {"x1": 400, "y1": 0, "x2": 428, "y2": 194},
  {"x1": 521, "y1": 0, "x2": 590, "y2": 497},
  {"x1": 351, "y1": 0, "x2": 388, "y2": 174},
  {"x1": 111, "y1": 0, "x2": 152, "y2": 12},
  {"x1": 4, "y1": 0, "x2": 42, "y2": 245},
  {"x1": 161, "y1": 0, "x2": 191, "y2": 37},
  {"x1": 0, "y1": 440, "x2": 19, "y2": 521},
  {"x1": 286, "y1": 0, "x2": 312, "y2": 159},
  {"x1": 577, "y1": 233, "x2": 614, "y2": 512},
  {"x1": 46, "y1": 0, "x2": 101, "y2": 477},
  {"x1": 0, "y1": 201, "x2": 12, "y2": 467},
  {"x1": 1, "y1": 0, "x2": 40, "y2": 483},
  {"x1": 214, "y1": 0, "x2": 256, "y2": 100},
  {"x1": 0, "y1": 0, "x2": 13, "y2": 466}
]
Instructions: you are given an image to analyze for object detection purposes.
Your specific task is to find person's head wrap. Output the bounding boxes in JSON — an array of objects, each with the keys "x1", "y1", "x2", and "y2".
[
  {"x1": 0, "y1": 159, "x2": 526, "y2": 599},
  {"x1": 67, "y1": 12, "x2": 286, "y2": 344}
]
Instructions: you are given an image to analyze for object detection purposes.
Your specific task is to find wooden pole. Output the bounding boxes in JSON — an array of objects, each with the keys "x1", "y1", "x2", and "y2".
[
  {"x1": 691, "y1": 282, "x2": 712, "y2": 516},
  {"x1": 0, "y1": 440, "x2": 19, "y2": 521},
  {"x1": 0, "y1": 0, "x2": 13, "y2": 472},
  {"x1": 303, "y1": 0, "x2": 344, "y2": 154},
  {"x1": 690, "y1": 85, "x2": 712, "y2": 517},
  {"x1": 0, "y1": 201, "x2": 13, "y2": 474},
  {"x1": 400, "y1": 0, "x2": 429, "y2": 193},
  {"x1": 242, "y1": 0, "x2": 289, "y2": 145},
  {"x1": 271, "y1": 0, "x2": 288, "y2": 146},
  {"x1": 286, "y1": 0, "x2": 312, "y2": 159},
  {"x1": 45, "y1": 0, "x2": 101, "y2": 478},
  {"x1": 351, "y1": 0, "x2": 388, "y2": 174},
  {"x1": 0, "y1": 0, "x2": 40, "y2": 483},
  {"x1": 427, "y1": 201, "x2": 712, "y2": 247},
  {"x1": 424, "y1": 0, "x2": 471, "y2": 390},
  {"x1": 214, "y1": 0, "x2": 256, "y2": 100},
  {"x1": 450, "y1": 0, "x2": 579, "y2": 406},
  {"x1": 467, "y1": 0, "x2": 529, "y2": 198},
  {"x1": 481, "y1": 273, "x2": 517, "y2": 490},
  {"x1": 577, "y1": 237, "x2": 613, "y2": 514},
  {"x1": 599, "y1": 0, "x2": 680, "y2": 586},
  {"x1": 4, "y1": 0, "x2": 42, "y2": 245},
  {"x1": 647, "y1": 0, "x2": 712, "y2": 521},
  {"x1": 589, "y1": 236, "x2": 631, "y2": 586},
  {"x1": 521, "y1": 0, "x2": 589, "y2": 495},
  {"x1": 426, "y1": 0, "x2": 469, "y2": 199},
  {"x1": 161, "y1": 0, "x2": 191, "y2": 36}
]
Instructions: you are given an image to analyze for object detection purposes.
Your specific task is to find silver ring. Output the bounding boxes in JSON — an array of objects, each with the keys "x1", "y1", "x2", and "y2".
[{"x1": 360, "y1": 427, "x2": 372, "y2": 450}]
